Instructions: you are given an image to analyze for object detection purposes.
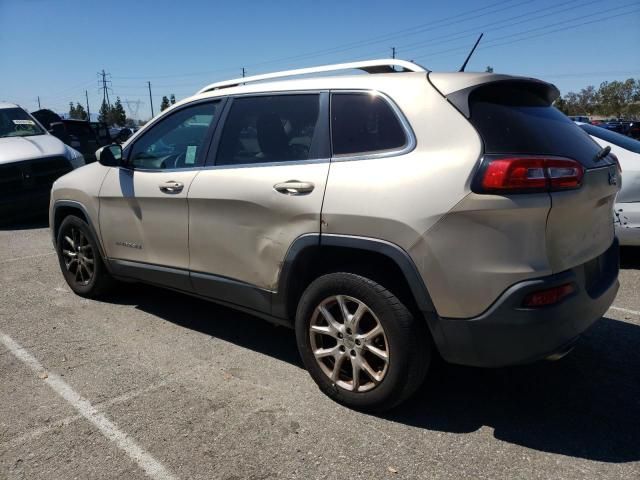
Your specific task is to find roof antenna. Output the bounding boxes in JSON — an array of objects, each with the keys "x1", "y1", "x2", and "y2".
[{"x1": 458, "y1": 33, "x2": 484, "y2": 72}]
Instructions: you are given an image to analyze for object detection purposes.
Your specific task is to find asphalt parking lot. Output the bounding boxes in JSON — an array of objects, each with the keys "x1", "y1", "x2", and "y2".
[{"x1": 1, "y1": 220, "x2": 639, "y2": 479}]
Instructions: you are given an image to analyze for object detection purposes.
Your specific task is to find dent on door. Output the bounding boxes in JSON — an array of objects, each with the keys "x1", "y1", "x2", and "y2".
[{"x1": 188, "y1": 162, "x2": 329, "y2": 291}]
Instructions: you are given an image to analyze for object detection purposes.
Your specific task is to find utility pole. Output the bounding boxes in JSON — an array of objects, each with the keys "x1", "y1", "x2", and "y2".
[
  {"x1": 242, "y1": 67, "x2": 246, "y2": 78},
  {"x1": 98, "y1": 69, "x2": 112, "y2": 107},
  {"x1": 391, "y1": 47, "x2": 396, "y2": 59},
  {"x1": 85, "y1": 90, "x2": 90, "y2": 122},
  {"x1": 37, "y1": 96, "x2": 41, "y2": 109},
  {"x1": 147, "y1": 81, "x2": 155, "y2": 118}
]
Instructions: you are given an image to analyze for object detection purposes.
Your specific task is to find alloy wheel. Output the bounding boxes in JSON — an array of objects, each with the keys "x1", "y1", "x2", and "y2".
[
  {"x1": 309, "y1": 295, "x2": 389, "y2": 393},
  {"x1": 61, "y1": 226, "x2": 95, "y2": 286}
]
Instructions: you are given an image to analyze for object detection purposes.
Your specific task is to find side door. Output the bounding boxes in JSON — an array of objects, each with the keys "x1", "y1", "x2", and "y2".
[
  {"x1": 188, "y1": 92, "x2": 330, "y2": 311},
  {"x1": 99, "y1": 99, "x2": 223, "y2": 290}
]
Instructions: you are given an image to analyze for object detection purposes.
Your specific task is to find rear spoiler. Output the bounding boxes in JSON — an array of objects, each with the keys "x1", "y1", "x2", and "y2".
[{"x1": 428, "y1": 72, "x2": 560, "y2": 118}]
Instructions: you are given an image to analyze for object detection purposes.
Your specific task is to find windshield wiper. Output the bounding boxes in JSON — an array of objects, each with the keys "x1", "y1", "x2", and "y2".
[{"x1": 593, "y1": 145, "x2": 611, "y2": 162}]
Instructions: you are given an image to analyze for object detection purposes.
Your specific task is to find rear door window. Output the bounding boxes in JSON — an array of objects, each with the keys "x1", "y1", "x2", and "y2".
[
  {"x1": 215, "y1": 94, "x2": 322, "y2": 166},
  {"x1": 467, "y1": 83, "x2": 602, "y2": 168},
  {"x1": 331, "y1": 93, "x2": 407, "y2": 156}
]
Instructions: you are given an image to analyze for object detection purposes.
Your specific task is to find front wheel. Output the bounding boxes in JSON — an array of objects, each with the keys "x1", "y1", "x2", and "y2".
[
  {"x1": 295, "y1": 272, "x2": 430, "y2": 412},
  {"x1": 56, "y1": 215, "x2": 115, "y2": 298}
]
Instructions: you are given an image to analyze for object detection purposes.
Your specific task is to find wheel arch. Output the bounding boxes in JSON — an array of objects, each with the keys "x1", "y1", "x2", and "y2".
[
  {"x1": 51, "y1": 200, "x2": 107, "y2": 261},
  {"x1": 273, "y1": 234, "x2": 437, "y2": 324}
]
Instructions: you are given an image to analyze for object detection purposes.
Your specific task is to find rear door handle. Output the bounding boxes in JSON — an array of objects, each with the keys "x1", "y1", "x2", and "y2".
[
  {"x1": 159, "y1": 181, "x2": 184, "y2": 194},
  {"x1": 273, "y1": 180, "x2": 315, "y2": 196}
]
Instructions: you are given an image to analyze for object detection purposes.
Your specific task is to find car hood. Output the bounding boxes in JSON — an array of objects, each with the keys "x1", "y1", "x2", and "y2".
[{"x1": 0, "y1": 134, "x2": 68, "y2": 165}]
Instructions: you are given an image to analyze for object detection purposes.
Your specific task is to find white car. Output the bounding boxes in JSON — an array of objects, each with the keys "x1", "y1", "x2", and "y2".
[
  {"x1": 0, "y1": 102, "x2": 85, "y2": 221},
  {"x1": 578, "y1": 122, "x2": 640, "y2": 246}
]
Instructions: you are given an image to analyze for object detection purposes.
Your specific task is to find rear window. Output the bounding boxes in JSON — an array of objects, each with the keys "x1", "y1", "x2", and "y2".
[
  {"x1": 331, "y1": 93, "x2": 407, "y2": 156},
  {"x1": 468, "y1": 83, "x2": 602, "y2": 167}
]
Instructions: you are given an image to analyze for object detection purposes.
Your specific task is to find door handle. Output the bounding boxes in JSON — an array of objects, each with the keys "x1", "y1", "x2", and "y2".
[
  {"x1": 159, "y1": 181, "x2": 184, "y2": 194},
  {"x1": 273, "y1": 180, "x2": 315, "y2": 196}
]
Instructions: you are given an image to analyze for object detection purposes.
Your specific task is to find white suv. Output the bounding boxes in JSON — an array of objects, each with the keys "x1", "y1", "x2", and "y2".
[{"x1": 50, "y1": 60, "x2": 620, "y2": 411}]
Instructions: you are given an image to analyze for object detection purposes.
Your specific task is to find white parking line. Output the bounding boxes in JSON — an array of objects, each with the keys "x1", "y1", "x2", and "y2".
[
  {"x1": 0, "y1": 332, "x2": 178, "y2": 480},
  {"x1": 610, "y1": 306, "x2": 640, "y2": 316}
]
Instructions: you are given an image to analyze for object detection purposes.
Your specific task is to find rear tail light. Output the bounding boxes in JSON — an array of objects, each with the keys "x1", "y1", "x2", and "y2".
[
  {"x1": 473, "y1": 156, "x2": 584, "y2": 194},
  {"x1": 523, "y1": 283, "x2": 575, "y2": 308}
]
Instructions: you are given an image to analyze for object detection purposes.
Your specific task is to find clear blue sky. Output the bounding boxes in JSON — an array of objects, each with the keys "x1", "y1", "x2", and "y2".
[{"x1": 1, "y1": 0, "x2": 638, "y2": 120}]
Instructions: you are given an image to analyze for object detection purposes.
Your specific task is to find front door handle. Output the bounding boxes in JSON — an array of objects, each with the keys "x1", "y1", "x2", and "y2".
[
  {"x1": 273, "y1": 180, "x2": 315, "y2": 196},
  {"x1": 159, "y1": 181, "x2": 184, "y2": 194}
]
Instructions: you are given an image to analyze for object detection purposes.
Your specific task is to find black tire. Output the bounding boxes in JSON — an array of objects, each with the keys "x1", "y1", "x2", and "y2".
[
  {"x1": 56, "y1": 215, "x2": 115, "y2": 298},
  {"x1": 295, "y1": 272, "x2": 430, "y2": 412}
]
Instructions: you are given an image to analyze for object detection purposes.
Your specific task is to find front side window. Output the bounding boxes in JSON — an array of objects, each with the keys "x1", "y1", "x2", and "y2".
[
  {"x1": 331, "y1": 93, "x2": 407, "y2": 156},
  {"x1": 0, "y1": 108, "x2": 45, "y2": 138},
  {"x1": 129, "y1": 101, "x2": 219, "y2": 170},
  {"x1": 216, "y1": 94, "x2": 321, "y2": 166}
]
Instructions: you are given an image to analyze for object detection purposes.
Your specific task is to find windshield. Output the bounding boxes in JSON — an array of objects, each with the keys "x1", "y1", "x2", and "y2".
[
  {"x1": 579, "y1": 123, "x2": 640, "y2": 154},
  {"x1": 0, "y1": 107, "x2": 45, "y2": 138}
]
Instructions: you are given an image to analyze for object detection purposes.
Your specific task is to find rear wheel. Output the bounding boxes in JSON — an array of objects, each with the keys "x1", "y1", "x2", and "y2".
[
  {"x1": 56, "y1": 215, "x2": 114, "y2": 297},
  {"x1": 295, "y1": 272, "x2": 430, "y2": 412}
]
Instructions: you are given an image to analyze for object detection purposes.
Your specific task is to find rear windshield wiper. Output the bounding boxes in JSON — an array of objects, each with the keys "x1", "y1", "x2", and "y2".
[{"x1": 593, "y1": 145, "x2": 611, "y2": 162}]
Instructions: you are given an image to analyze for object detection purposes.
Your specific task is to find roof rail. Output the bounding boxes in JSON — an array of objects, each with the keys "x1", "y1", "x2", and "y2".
[{"x1": 196, "y1": 59, "x2": 427, "y2": 94}]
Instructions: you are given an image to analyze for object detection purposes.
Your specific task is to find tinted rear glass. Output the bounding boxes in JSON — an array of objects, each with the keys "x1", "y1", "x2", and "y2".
[
  {"x1": 468, "y1": 83, "x2": 601, "y2": 167},
  {"x1": 331, "y1": 93, "x2": 406, "y2": 156}
]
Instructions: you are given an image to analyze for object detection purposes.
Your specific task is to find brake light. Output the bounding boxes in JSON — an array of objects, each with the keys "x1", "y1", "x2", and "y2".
[
  {"x1": 475, "y1": 156, "x2": 584, "y2": 194},
  {"x1": 523, "y1": 283, "x2": 575, "y2": 308}
]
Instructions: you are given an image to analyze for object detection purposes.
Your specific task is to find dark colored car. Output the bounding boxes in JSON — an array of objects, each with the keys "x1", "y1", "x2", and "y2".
[{"x1": 31, "y1": 110, "x2": 112, "y2": 163}]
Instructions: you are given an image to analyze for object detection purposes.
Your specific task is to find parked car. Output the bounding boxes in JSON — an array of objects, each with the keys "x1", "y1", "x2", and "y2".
[
  {"x1": 49, "y1": 60, "x2": 620, "y2": 411},
  {"x1": 0, "y1": 103, "x2": 85, "y2": 222},
  {"x1": 629, "y1": 121, "x2": 640, "y2": 139},
  {"x1": 31, "y1": 109, "x2": 111, "y2": 163},
  {"x1": 569, "y1": 115, "x2": 590, "y2": 123},
  {"x1": 577, "y1": 122, "x2": 640, "y2": 246}
]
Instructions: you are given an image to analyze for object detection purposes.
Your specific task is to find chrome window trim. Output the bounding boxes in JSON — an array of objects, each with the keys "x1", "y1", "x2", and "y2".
[{"x1": 329, "y1": 89, "x2": 416, "y2": 162}]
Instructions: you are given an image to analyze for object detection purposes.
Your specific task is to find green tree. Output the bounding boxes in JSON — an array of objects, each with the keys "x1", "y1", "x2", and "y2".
[
  {"x1": 69, "y1": 102, "x2": 77, "y2": 119},
  {"x1": 485, "y1": 66, "x2": 494, "y2": 73},
  {"x1": 98, "y1": 100, "x2": 111, "y2": 124},
  {"x1": 74, "y1": 103, "x2": 88, "y2": 120},
  {"x1": 553, "y1": 96, "x2": 568, "y2": 115},
  {"x1": 111, "y1": 97, "x2": 127, "y2": 127},
  {"x1": 160, "y1": 96, "x2": 170, "y2": 111},
  {"x1": 170, "y1": 94, "x2": 176, "y2": 105}
]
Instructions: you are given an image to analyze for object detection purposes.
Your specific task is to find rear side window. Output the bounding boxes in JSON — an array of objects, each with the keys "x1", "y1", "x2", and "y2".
[
  {"x1": 331, "y1": 93, "x2": 407, "y2": 156},
  {"x1": 468, "y1": 83, "x2": 601, "y2": 167},
  {"x1": 216, "y1": 94, "x2": 321, "y2": 166}
]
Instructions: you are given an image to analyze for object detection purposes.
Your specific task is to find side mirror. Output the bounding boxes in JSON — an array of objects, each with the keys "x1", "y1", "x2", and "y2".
[{"x1": 96, "y1": 144, "x2": 123, "y2": 167}]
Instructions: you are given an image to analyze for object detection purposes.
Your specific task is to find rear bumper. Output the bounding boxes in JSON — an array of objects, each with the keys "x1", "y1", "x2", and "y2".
[{"x1": 429, "y1": 239, "x2": 619, "y2": 367}]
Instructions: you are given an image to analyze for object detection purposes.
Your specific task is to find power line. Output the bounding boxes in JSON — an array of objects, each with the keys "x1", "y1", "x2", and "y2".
[
  {"x1": 411, "y1": 3, "x2": 640, "y2": 61},
  {"x1": 109, "y1": 0, "x2": 527, "y2": 81}
]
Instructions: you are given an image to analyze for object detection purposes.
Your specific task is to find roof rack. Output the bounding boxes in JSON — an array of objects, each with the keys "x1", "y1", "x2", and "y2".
[{"x1": 196, "y1": 59, "x2": 427, "y2": 94}]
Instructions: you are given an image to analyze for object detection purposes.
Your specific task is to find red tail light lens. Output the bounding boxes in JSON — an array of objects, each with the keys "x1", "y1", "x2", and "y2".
[
  {"x1": 475, "y1": 156, "x2": 584, "y2": 194},
  {"x1": 523, "y1": 283, "x2": 575, "y2": 308}
]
